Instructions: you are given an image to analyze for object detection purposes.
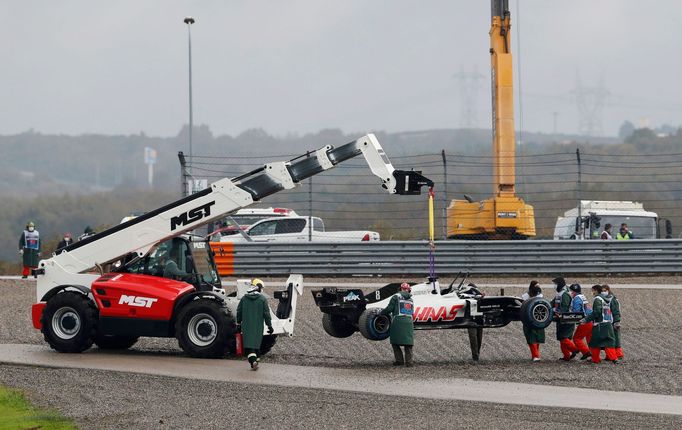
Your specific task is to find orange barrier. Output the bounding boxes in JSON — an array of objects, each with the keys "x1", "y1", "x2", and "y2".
[{"x1": 210, "y1": 242, "x2": 234, "y2": 276}]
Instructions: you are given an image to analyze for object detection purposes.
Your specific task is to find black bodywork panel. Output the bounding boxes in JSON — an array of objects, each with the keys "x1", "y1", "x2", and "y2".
[
  {"x1": 312, "y1": 288, "x2": 367, "y2": 317},
  {"x1": 274, "y1": 282, "x2": 296, "y2": 319},
  {"x1": 99, "y1": 317, "x2": 172, "y2": 337}
]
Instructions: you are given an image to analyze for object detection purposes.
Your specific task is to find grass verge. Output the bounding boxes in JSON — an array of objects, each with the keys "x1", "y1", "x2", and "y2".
[{"x1": 0, "y1": 385, "x2": 75, "y2": 430}]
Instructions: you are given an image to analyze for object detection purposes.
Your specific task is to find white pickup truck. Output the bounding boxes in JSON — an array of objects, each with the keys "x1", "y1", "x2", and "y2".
[{"x1": 219, "y1": 216, "x2": 380, "y2": 242}]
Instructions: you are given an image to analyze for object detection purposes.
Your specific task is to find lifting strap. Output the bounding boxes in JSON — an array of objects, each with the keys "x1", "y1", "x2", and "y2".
[{"x1": 428, "y1": 186, "x2": 436, "y2": 282}]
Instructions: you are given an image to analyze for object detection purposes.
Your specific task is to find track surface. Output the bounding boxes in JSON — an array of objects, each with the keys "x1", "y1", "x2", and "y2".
[
  {"x1": 2, "y1": 278, "x2": 682, "y2": 428},
  {"x1": 1, "y1": 344, "x2": 680, "y2": 416},
  {"x1": 4, "y1": 279, "x2": 680, "y2": 395},
  {"x1": 3, "y1": 365, "x2": 681, "y2": 430}
]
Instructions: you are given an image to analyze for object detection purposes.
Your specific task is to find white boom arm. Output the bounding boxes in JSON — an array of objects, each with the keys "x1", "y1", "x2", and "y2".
[{"x1": 36, "y1": 133, "x2": 431, "y2": 300}]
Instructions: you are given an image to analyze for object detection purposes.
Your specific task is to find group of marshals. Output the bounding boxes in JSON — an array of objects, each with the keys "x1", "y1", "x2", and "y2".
[
  {"x1": 549, "y1": 277, "x2": 624, "y2": 364},
  {"x1": 236, "y1": 277, "x2": 621, "y2": 369}
]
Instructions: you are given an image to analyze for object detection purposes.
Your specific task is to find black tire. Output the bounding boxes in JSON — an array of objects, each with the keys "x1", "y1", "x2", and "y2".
[
  {"x1": 259, "y1": 335, "x2": 277, "y2": 356},
  {"x1": 41, "y1": 291, "x2": 98, "y2": 353},
  {"x1": 94, "y1": 334, "x2": 139, "y2": 350},
  {"x1": 322, "y1": 314, "x2": 356, "y2": 338},
  {"x1": 358, "y1": 308, "x2": 391, "y2": 341},
  {"x1": 520, "y1": 297, "x2": 553, "y2": 329},
  {"x1": 175, "y1": 298, "x2": 235, "y2": 358}
]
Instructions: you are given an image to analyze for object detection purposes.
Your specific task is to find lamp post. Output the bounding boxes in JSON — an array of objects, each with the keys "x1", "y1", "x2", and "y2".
[{"x1": 183, "y1": 16, "x2": 195, "y2": 178}]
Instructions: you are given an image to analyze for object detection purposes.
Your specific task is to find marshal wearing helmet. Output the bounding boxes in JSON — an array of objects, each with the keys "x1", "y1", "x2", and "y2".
[
  {"x1": 380, "y1": 282, "x2": 415, "y2": 367},
  {"x1": 236, "y1": 278, "x2": 274, "y2": 370}
]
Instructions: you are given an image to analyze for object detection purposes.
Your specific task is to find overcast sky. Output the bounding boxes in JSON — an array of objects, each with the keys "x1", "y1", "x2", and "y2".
[{"x1": 3, "y1": 0, "x2": 681, "y2": 138}]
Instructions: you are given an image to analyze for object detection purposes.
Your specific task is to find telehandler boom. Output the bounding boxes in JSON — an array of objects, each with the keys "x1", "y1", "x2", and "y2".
[{"x1": 31, "y1": 134, "x2": 431, "y2": 358}]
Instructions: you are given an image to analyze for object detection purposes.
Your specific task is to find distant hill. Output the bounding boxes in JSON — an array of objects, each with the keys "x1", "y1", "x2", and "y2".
[
  {"x1": 0, "y1": 126, "x2": 618, "y2": 197},
  {"x1": 2, "y1": 126, "x2": 681, "y2": 266}
]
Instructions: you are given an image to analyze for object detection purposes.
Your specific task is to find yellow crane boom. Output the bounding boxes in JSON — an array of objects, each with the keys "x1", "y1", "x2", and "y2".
[{"x1": 447, "y1": 0, "x2": 535, "y2": 240}]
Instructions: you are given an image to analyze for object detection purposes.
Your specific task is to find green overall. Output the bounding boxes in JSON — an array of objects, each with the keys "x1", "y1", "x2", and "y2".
[
  {"x1": 380, "y1": 291, "x2": 414, "y2": 346},
  {"x1": 584, "y1": 295, "x2": 616, "y2": 348},
  {"x1": 609, "y1": 293, "x2": 622, "y2": 348},
  {"x1": 236, "y1": 293, "x2": 272, "y2": 350},
  {"x1": 556, "y1": 290, "x2": 575, "y2": 340}
]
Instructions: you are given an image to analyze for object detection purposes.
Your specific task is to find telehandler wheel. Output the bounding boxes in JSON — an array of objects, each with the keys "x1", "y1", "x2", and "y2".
[
  {"x1": 259, "y1": 335, "x2": 277, "y2": 356},
  {"x1": 358, "y1": 308, "x2": 391, "y2": 341},
  {"x1": 322, "y1": 314, "x2": 356, "y2": 338},
  {"x1": 520, "y1": 297, "x2": 553, "y2": 329},
  {"x1": 94, "y1": 334, "x2": 139, "y2": 350},
  {"x1": 175, "y1": 298, "x2": 235, "y2": 358},
  {"x1": 41, "y1": 291, "x2": 98, "y2": 353}
]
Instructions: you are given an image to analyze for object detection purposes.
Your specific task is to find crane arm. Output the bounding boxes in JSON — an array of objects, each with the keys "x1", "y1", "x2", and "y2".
[
  {"x1": 37, "y1": 134, "x2": 431, "y2": 282},
  {"x1": 490, "y1": 0, "x2": 516, "y2": 196}
]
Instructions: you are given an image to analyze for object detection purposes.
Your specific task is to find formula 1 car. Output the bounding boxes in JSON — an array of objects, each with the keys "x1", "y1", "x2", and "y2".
[{"x1": 312, "y1": 273, "x2": 553, "y2": 360}]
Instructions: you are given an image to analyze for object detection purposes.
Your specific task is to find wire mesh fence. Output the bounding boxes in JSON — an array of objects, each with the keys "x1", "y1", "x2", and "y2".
[{"x1": 180, "y1": 148, "x2": 682, "y2": 241}]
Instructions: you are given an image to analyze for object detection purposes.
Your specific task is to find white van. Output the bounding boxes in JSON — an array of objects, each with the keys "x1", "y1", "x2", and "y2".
[{"x1": 554, "y1": 201, "x2": 663, "y2": 240}]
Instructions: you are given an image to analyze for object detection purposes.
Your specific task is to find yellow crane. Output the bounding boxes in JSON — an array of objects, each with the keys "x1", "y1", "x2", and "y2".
[{"x1": 447, "y1": 0, "x2": 535, "y2": 240}]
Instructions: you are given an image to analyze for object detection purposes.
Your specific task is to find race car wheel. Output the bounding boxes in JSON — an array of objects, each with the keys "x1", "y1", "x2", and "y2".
[
  {"x1": 94, "y1": 334, "x2": 139, "y2": 350},
  {"x1": 358, "y1": 308, "x2": 391, "y2": 341},
  {"x1": 259, "y1": 335, "x2": 277, "y2": 356},
  {"x1": 520, "y1": 297, "x2": 553, "y2": 329},
  {"x1": 175, "y1": 298, "x2": 235, "y2": 358},
  {"x1": 41, "y1": 291, "x2": 98, "y2": 353},
  {"x1": 322, "y1": 314, "x2": 356, "y2": 338}
]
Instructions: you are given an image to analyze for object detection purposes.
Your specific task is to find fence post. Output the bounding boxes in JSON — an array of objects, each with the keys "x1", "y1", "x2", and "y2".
[
  {"x1": 441, "y1": 149, "x2": 448, "y2": 239},
  {"x1": 576, "y1": 148, "x2": 582, "y2": 226},
  {"x1": 308, "y1": 151, "x2": 313, "y2": 242},
  {"x1": 178, "y1": 151, "x2": 189, "y2": 197}
]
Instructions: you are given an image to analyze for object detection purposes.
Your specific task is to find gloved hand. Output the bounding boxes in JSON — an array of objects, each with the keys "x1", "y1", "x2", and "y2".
[
  {"x1": 613, "y1": 322, "x2": 620, "y2": 330},
  {"x1": 267, "y1": 326, "x2": 274, "y2": 335},
  {"x1": 18, "y1": 249, "x2": 23, "y2": 255},
  {"x1": 235, "y1": 323, "x2": 241, "y2": 333}
]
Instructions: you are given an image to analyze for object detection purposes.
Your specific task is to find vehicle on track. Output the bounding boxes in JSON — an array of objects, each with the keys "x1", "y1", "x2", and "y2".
[
  {"x1": 30, "y1": 134, "x2": 431, "y2": 359},
  {"x1": 312, "y1": 273, "x2": 553, "y2": 360},
  {"x1": 34, "y1": 235, "x2": 301, "y2": 358}
]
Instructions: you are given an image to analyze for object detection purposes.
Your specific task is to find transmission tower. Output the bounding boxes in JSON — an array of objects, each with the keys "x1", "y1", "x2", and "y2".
[
  {"x1": 453, "y1": 66, "x2": 485, "y2": 128},
  {"x1": 572, "y1": 73, "x2": 609, "y2": 136}
]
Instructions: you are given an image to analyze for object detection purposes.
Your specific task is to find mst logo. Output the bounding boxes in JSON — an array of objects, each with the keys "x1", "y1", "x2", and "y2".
[
  {"x1": 170, "y1": 201, "x2": 216, "y2": 231},
  {"x1": 119, "y1": 295, "x2": 158, "y2": 308}
]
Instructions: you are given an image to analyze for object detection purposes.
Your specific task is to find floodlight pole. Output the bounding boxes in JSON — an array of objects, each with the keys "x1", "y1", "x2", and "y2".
[{"x1": 184, "y1": 16, "x2": 195, "y2": 176}]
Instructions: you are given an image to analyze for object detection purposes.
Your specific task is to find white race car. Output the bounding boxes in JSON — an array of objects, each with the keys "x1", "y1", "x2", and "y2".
[{"x1": 312, "y1": 274, "x2": 552, "y2": 360}]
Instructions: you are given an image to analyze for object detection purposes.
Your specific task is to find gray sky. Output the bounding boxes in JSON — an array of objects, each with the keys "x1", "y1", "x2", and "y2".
[{"x1": 3, "y1": 0, "x2": 681, "y2": 138}]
